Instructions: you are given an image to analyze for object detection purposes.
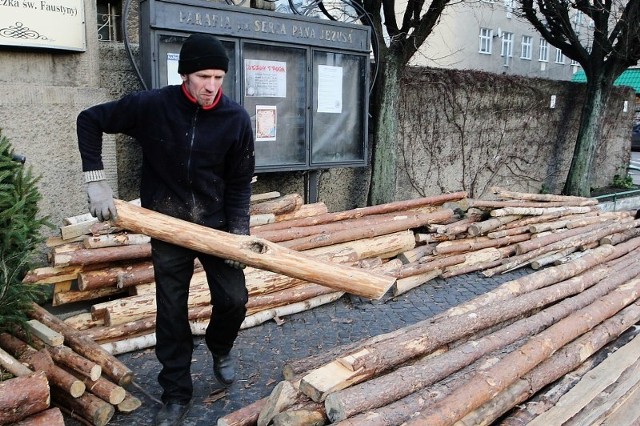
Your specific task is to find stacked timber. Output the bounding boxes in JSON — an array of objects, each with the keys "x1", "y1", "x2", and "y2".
[
  {"x1": 0, "y1": 304, "x2": 139, "y2": 425},
  {"x1": 217, "y1": 236, "x2": 640, "y2": 426},
  {"x1": 25, "y1": 191, "x2": 467, "y2": 355}
]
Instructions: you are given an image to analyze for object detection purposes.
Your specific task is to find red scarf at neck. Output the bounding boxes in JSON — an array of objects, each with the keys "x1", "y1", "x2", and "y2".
[{"x1": 181, "y1": 83, "x2": 222, "y2": 110}]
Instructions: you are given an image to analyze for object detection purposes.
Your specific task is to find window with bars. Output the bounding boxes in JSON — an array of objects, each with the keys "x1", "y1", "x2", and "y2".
[
  {"x1": 539, "y1": 38, "x2": 549, "y2": 62},
  {"x1": 520, "y1": 35, "x2": 532, "y2": 60},
  {"x1": 97, "y1": 0, "x2": 123, "y2": 42},
  {"x1": 479, "y1": 28, "x2": 493, "y2": 54}
]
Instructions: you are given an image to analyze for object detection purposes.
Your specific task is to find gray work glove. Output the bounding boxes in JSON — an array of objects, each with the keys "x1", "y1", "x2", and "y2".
[{"x1": 86, "y1": 180, "x2": 117, "y2": 222}]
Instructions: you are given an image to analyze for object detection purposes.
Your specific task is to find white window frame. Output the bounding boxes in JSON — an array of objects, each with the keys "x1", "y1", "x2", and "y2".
[
  {"x1": 501, "y1": 32, "x2": 514, "y2": 57},
  {"x1": 521, "y1": 35, "x2": 532, "y2": 60},
  {"x1": 539, "y1": 39, "x2": 549, "y2": 62},
  {"x1": 555, "y1": 48, "x2": 565, "y2": 64},
  {"x1": 479, "y1": 28, "x2": 493, "y2": 54}
]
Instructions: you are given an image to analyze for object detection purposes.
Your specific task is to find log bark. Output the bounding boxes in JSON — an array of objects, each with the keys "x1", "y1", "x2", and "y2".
[
  {"x1": 324, "y1": 259, "x2": 635, "y2": 422},
  {"x1": 464, "y1": 304, "x2": 640, "y2": 426},
  {"x1": 301, "y1": 255, "x2": 638, "y2": 403},
  {"x1": 0, "y1": 371, "x2": 50, "y2": 424},
  {"x1": 516, "y1": 221, "x2": 614, "y2": 254},
  {"x1": 271, "y1": 409, "x2": 327, "y2": 426},
  {"x1": 53, "y1": 286, "x2": 127, "y2": 307},
  {"x1": 392, "y1": 269, "x2": 441, "y2": 296},
  {"x1": 600, "y1": 227, "x2": 640, "y2": 245},
  {"x1": 403, "y1": 277, "x2": 640, "y2": 426},
  {"x1": 51, "y1": 243, "x2": 151, "y2": 267},
  {"x1": 217, "y1": 398, "x2": 267, "y2": 426},
  {"x1": 490, "y1": 186, "x2": 597, "y2": 204},
  {"x1": 28, "y1": 303, "x2": 134, "y2": 386},
  {"x1": 433, "y1": 233, "x2": 529, "y2": 255},
  {"x1": 82, "y1": 233, "x2": 150, "y2": 249},
  {"x1": 53, "y1": 389, "x2": 115, "y2": 426},
  {"x1": 0, "y1": 346, "x2": 32, "y2": 377},
  {"x1": 76, "y1": 374, "x2": 127, "y2": 405},
  {"x1": 467, "y1": 215, "x2": 522, "y2": 236},
  {"x1": 116, "y1": 392, "x2": 142, "y2": 412},
  {"x1": 279, "y1": 210, "x2": 453, "y2": 251},
  {"x1": 112, "y1": 200, "x2": 396, "y2": 300},
  {"x1": 13, "y1": 407, "x2": 64, "y2": 426},
  {"x1": 251, "y1": 192, "x2": 467, "y2": 233},
  {"x1": 490, "y1": 206, "x2": 592, "y2": 217},
  {"x1": 274, "y1": 202, "x2": 328, "y2": 222},
  {"x1": 249, "y1": 193, "x2": 303, "y2": 215},
  {"x1": 0, "y1": 334, "x2": 85, "y2": 398}
]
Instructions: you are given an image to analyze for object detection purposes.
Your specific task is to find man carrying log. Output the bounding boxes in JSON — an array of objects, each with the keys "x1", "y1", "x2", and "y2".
[{"x1": 76, "y1": 33, "x2": 255, "y2": 426}]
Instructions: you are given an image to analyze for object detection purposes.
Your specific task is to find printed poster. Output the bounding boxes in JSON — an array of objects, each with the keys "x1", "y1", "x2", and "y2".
[
  {"x1": 256, "y1": 105, "x2": 277, "y2": 142},
  {"x1": 317, "y1": 65, "x2": 343, "y2": 114},
  {"x1": 245, "y1": 59, "x2": 287, "y2": 98}
]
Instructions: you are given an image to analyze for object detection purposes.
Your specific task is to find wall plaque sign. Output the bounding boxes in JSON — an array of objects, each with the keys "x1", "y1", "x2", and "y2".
[{"x1": 0, "y1": 0, "x2": 85, "y2": 51}]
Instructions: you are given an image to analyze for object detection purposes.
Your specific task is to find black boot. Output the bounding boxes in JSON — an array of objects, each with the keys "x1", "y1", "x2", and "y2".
[
  {"x1": 213, "y1": 352, "x2": 235, "y2": 385},
  {"x1": 155, "y1": 401, "x2": 191, "y2": 426}
]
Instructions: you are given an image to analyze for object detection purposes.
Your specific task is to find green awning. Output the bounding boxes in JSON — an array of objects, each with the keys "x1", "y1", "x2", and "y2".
[{"x1": 571, "y1": 68, "x2": 640, "y2": 93}]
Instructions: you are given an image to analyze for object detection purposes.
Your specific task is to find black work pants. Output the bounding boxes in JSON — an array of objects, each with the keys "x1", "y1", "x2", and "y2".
[{"x1": 152, "y1": 239, "x2": 248, "y2": 404}]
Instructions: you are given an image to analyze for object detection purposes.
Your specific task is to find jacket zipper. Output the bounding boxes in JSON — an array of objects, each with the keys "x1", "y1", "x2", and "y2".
[{"x1": 187, "y1": 107, "x2": 199, "y2": 209}]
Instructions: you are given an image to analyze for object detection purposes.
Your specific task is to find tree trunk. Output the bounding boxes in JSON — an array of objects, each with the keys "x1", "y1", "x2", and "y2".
[
  {"x1": 52, "y1": 390, "x2": 115, "y2": 426},
  {"x1": 13, "y1": 407, "x2": 64, "y2": 426},
  {"x1": 369, "y1": 59, "x2": 402, "y2": 205},
  {"x1": 113, "y1": 200, "x2": 396, "y2": 300},
  {"x1": 563, "y1": 77, "x2": 611, "y2": 196}
]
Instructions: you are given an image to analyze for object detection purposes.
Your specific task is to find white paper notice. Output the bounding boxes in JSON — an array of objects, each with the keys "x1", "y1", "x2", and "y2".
[
  {"x1": 317, "y1": 65, "x2": 343, "y2": 114},
  {"x1": 167, "y1": 53, "x2": 181, "y2": 86},
  {"x1": 245, "y1": 59, "x2": 287, "y2": 98}
]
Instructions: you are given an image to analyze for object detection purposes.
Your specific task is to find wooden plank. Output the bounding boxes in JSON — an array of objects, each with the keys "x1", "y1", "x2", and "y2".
[{"x1": 24, "y1": 319, "x2": 64, "y2": 346}]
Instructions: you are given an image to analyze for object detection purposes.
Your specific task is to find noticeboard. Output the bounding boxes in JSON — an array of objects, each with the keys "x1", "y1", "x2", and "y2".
[{"x1": 140, "y1": 0, "x2": 370, "y2": 172}]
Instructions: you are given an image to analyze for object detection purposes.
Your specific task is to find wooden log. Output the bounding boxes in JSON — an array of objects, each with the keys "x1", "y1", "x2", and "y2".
[
  {"x1": 250, "y1": 214, "x2": 275, "y2": 227},
  {"x1": 51, "y1": 243, "x2": 151, "y2": 267},
  {"x1": 0, "y1": 334, "x2": 85, "y2": 398},
  {"x1": 60, "y1": 218, "x2": 99, "y2": 240},
  {"x1": 76, "y1": 374, "x2": 126, "y2": 405},
  {"x1": 255, "y1": 210, "x2": 437, "y2": 243},
  {"x1": 600, "y1": 227, "x2": 640, "y2": 245},
  {"x1": 0, "y1": 371, "x2": 50, "y2": 424},
  {"x1": 46, "y1": 345, "x2": 102, "y2": 381},
  {"x1": 396, "y1": 253, "x2": 468, "y2": 279},
  {"x1": 116, "y1": 392, "x2": 142, "y2": 413},
  {"x1": 414, "y1": 233, "x2": 455, "y2": 244},
  {"x1": 0, "y1": 346, "x2": 32, "y2": 377},
  {"x1": 396, "y1": 244, "x2": 434, "y2": 264},
  {"x1": 467, "y1": 215, "x2": 522, "y2": 236},
  {"x1": 324, "y1": 259, "x2": 632, "y2": 422},
  {"x1": 271, "y1": 409, "x2": 327, "y2": 426},
  {"x1": 13, "y1": 407, "x2": 64, "y2": 426},
  {"x1": 251, "y1": 192, "x2": 467, "y2": 233},
  {"x1": 247, "y1": 283, "x2": 337, "y2": 315},
  {"x1": 250, "y1": 191, "x2": 281, "y2": 203},
  {"x1": 53, "y1": 286, "x2": 127, "y2": 307},
  {"x1": 217, "y1": 398, "x2": 268, "y2": 426},
  {"x1": 392, "y1": 269, "x2": 442, "y2": 296},
  {"x1": 274, "y1": 202, "x2": 329, "y2": 222},
  {"x1": 279, "y1": 210, "x2": 454, "y2": 251},
  {"x1": 483, "y1": 220, "x2": 640, "y2": 276},
  {"x1": 466, "y1": 198, "x2": 598, "y2": 208},
  {"x1": 529, "y1": 247, "x2": 576, "y2": 269},
  {"x1": 64, "y1": 313, "x2": 103, "y2": 331},
  {"x1": 490, "y1": 206, "x2": 592, "y2": 217},
  {"x1": 402, "y1": 277, "x2": 640, "y2": 426},
  {"x1": 22, "y1": 265, "x2": 83, "y2": 284},
  {"x1": 53, "y1": 388, "x2": 114, "y2": 426},
  {"x1": 112, "y1": 200, "x2": 396, "y2": 300},
  {"x1": 516, "y1": 221, "x2": 614, "y2": 254},
  {"x1": 82, "y1": 233, "x2": 150, "y2": 249},
  {"x1": 78, "y1": 261, "x2": 151, "y2": 290},
  {"x1": 489, "y1": 186, "x2": 597, "y2": 204},
  {"x1": 28, "y1": 303, "x2": 134, "y2": 386},
  {"x1": 249, "y1": 193, "x2": 303, "y2": 215},
  {"x1": 433, "y1": 233, "x2": 529, "y2": 255},
  {"x1": 63, "y1": 212, "x2": 95, "y2": 225},
  {"x1": 300, "y1": 256, "x2": 637, "y2": 403},
  {"x1": 257, "y1": 380, "x2": 299, "y2": 426}
]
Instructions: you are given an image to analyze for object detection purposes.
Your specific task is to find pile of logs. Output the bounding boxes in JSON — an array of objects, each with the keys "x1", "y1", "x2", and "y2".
[
  {"x1": 217, "y1": 235, "x2": 640, "y2": 425},
  {"x1": 0, "y1": 304, "x2": 139, "y2": 425},
  {"x1": 13, "y1": 187, "x2": 640, "y2": 425}
]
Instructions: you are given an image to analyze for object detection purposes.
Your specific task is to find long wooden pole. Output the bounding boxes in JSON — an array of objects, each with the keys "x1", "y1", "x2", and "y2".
[{"x1": 112, "y1": 200, "x2": 395, "y2": 300}]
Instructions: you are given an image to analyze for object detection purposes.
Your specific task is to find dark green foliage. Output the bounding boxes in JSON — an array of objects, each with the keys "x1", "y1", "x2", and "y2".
[{"x1": 0, "y1": 130, "x2": 50, "y2": 333}]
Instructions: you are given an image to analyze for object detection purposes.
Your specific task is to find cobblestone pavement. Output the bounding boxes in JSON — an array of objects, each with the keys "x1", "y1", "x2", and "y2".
[{"x1": 63, "y1": 269, "x2": 530, "y2": 426}]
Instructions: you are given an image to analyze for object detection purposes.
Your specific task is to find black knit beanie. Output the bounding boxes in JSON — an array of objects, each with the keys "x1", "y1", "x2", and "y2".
[{"x1": 178, "y1": 33, "x2": 229, "y2": 74}]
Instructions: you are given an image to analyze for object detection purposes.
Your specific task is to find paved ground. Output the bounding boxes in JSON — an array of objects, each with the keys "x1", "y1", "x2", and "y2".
[{"x1": 60, "y1": 268, "x2": 531, "y2": 426}]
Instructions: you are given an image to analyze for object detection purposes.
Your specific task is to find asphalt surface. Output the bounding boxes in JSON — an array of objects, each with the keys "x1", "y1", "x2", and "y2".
[{"x1": 58, "y1": 267, "x2": 532, "y2": 426}]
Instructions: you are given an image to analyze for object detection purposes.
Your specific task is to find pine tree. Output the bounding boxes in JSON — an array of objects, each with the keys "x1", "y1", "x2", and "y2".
[{"x1": 0, "y1": 130, "x2": 50, "y2": 333}]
